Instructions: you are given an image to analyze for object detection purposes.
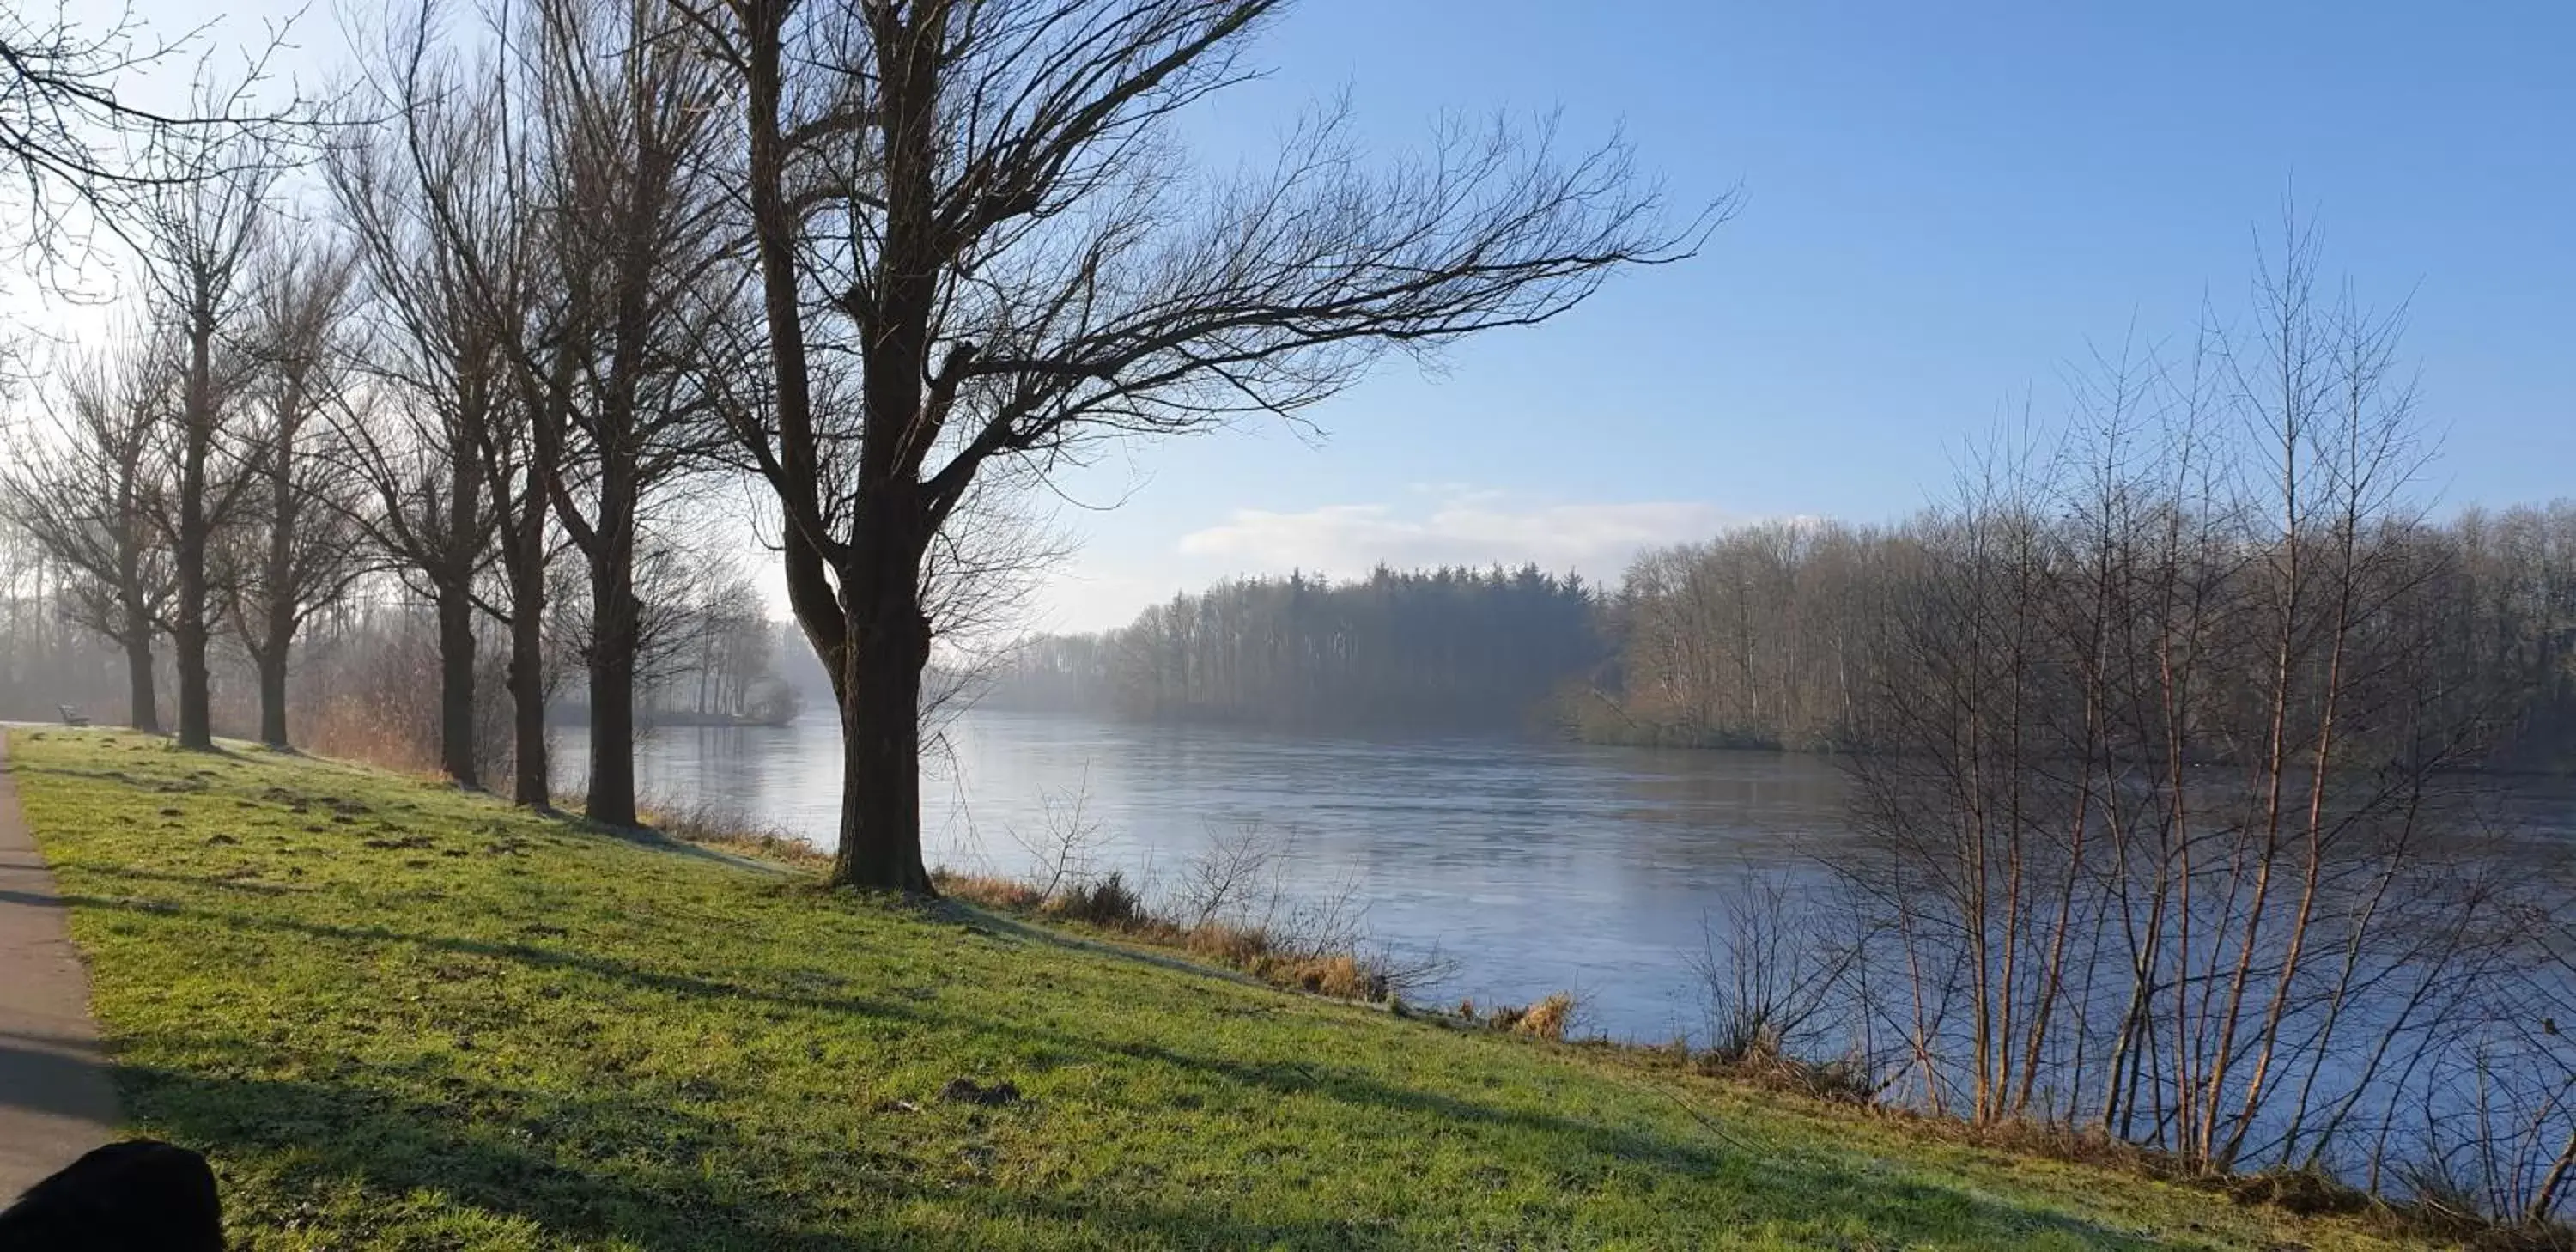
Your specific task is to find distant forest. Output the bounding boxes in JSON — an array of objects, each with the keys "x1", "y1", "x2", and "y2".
[
  {"x1": 987, "y1": 566, "x2": 1601, "y2": 732},
  {"x1": 985, "y1": 503, "x2": 2576, "y2": 770}
]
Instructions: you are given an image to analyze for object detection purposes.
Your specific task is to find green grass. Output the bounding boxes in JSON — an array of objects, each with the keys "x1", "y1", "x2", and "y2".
[{"x1": 7, "y1": 729, "x2": 2450, "y2": 1250}]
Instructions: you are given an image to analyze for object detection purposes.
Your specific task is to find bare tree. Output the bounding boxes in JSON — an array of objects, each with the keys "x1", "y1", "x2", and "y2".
[
  {"x1": 227, "y1": 233, "x2": 368, "y2": 748},
  {"x1": 328, "y1": 71, "x2": 505, "y2": 787},
  {"x1": 507, "y1": 0, "x2": 737, "y2": 828},
  {"x1": 1824, "y1": 219, "x2": 2556, "y2": 1206},
  {"x1": 0, "y1": 6, "x2": 299, "y2": 276},
  {"x1": 366, "y1": 0, "x2": 736, "y2": 819},
  {"x1": 677, "y1": 0, "x2": 1718, "y2": 891},
  {"x1": 0, "y1": 337, "x2": 174, "y2": 729},
  {"x1": 130, "y1": 94, "x2": 276, "y2": 749}
]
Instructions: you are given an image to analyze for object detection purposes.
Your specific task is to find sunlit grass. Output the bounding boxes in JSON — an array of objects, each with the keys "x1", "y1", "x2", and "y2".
[{"x1": 9, "y1": 728, "x2": 2447, "y2": 1249}]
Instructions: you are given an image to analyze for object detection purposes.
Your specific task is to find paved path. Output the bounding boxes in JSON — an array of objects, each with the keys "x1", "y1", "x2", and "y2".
[{"x1": 0, "y1": 731, "x2": 118, "y2": 1200}]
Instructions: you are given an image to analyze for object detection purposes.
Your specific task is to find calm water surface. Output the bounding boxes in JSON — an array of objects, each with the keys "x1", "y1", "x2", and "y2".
[{"x1": 567, "y1": 709, "x2": 1857, "y2": 1041}]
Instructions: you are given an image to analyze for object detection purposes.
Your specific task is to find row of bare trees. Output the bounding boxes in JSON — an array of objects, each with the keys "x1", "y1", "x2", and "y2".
[
  {"x1": 7, "y1": 0, "x2": 1708, "y2": 881},
  {"x1": 2, "y1": 214, "x2": 368, "y2": 751},
  {"x1": 319, "y1": 0, "x2": 740, "y2": 821},
  {"x1": 0, "y1": 0, "x2": 785, "y2": 827},
  {"x1": 1588, "y1": 506, "x2": 2576, "y2": 768}
]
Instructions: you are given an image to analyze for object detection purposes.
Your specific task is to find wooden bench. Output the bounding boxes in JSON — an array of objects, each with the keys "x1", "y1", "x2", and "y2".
[{"x1": 57, "y1": 704, "x2": 92, "y2": 727}]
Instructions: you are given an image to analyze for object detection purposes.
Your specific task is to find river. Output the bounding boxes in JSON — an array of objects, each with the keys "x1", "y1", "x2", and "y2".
[{"x1": 562, "y1": 708, "x2": 1859, "y2": 1042}]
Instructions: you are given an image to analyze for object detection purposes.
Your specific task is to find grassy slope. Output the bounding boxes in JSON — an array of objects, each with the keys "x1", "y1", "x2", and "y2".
[{"x1": 7, "y1": 729, "x2": 2445, "y2": 1251}]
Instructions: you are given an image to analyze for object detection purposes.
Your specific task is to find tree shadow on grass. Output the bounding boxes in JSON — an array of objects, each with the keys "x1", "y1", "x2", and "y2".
[
  {"x1": 69, "y1": 892, "x2": 2192, "y2": 1249},
  {"x1": 131, "y1": 1060, "x2": 1699, "y2": 1252},
  {"x1": 55, "y1": 889, "x2": 940, "y2": 1025},
  {"x1": 78, "y1": 866, "x2": 300, "y2": 896},
  {"x1": 127, "y1": 1053, "x2": 2184, "y2": 1252},
  {"x1": 940, "y1": 900, "x2": 1276, "y2": 990},
  {"x1": 126, "y1": 1062, "x2": 885, "y2": 1251},
  {"x1": 1056, "y1": 1038, "x2": 2191, "y2": 1249}
]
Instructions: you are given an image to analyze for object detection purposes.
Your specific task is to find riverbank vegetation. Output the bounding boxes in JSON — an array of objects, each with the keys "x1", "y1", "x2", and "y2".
[{"x1": 9, "y1": 727, "x2": 2480, "y2": 1249}]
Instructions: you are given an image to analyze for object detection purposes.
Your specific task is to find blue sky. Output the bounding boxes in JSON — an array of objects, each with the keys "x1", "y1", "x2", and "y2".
[
  {"x1": 1024, "y1": 0, "x2": 2576, "y2": 629},
  {"x1": 44, "y1": 0, "x2": 2576, "y2": 631}
]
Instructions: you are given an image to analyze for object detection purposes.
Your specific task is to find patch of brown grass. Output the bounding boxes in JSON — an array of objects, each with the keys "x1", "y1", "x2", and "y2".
[
  {"x1": 927, "y1": 868, "x2": 1400, "y2": 1006},
  {"x1": 1516, "y1": 991, "x2": 1576, "y2": 1041},
  {"x1": 640, "y1": 799, "x2": 832, "y2": 870},
  {"x1": 301, "y1": 701, "x2": 444, "y2": 776},
  {"x1": 1182, "y1": 921, "x2": 1274, "y2": 966},
  {"x1": 1480, "y1": 992, "x2": 1578, "y2": 1041},
  {"x1": 937, "y1": 872, "x2": 1046, "y2": 911}
]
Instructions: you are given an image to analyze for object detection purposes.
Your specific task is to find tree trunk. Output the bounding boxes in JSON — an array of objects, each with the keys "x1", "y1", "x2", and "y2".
[
  {"x1": 174, "y1": 324, "x2": 215, "y2": 751},
  {"x1": 583, "y1": 509, "x2": 639, "y2": 828},
  {"x1": 436, "y1": 580, "x2": 479, "y2": 787},
  {"x1": 507, "y1": 541, "x2": 550, "y2": 808},
  {"x1": 123, "y1": 631, "x2": 160, "y2": 734},
  {"x1": 256, "y1": 649, "x2": 289, "y2": 749},
  {"x1": 258, "y1": 433, "x2": 298, "y2": 750},
  {"x1": 832, "y1": 620, "x2": 932, "y2": 894},
  {"x1": 586, "y1": 622, "x2": 637, "y2": 826},
  {"x1": 829, "y1": 519, "x2": 933, "y2": 894},
  {"x1": 173, "y1": 553, "x2": 211, "y2": 749}
]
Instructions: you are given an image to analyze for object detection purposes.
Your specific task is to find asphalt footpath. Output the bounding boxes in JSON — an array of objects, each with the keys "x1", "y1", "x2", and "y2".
[{"x1": 0, "y1": 730, "x2": 118, "y2": 1200}]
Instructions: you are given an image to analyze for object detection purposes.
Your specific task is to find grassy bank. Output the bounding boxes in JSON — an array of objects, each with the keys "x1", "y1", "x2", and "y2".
[{"x1": 8, "y1": 728, "x2": 2453, "y2": 1249}]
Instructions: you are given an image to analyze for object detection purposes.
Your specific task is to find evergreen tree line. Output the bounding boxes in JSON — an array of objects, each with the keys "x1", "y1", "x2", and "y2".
[{"x1": 988, "y1": 566, "x2": 1603, "y2": 731}]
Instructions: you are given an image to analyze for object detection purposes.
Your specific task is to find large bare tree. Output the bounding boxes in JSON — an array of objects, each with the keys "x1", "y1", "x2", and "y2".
[
  {"x1": 131, "y1": 114, "x2": 273, "y2": 750},
  {"x1": 679, "y1": 0, "x2": 1716, "y2": 891},
  {"x1": 507, "y1": 0, "x2": 738, "y2": 827},
  {"x1": 0, "y1": 8, "x2": 295, "y2": 271},
  {"x1": 330, "y1": 82, "x2": 507, "y2": 787}
]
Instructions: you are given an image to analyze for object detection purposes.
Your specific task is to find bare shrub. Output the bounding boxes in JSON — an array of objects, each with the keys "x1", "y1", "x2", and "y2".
[
  {"x1": 301, "y1": 606, "x2": 512, "y2": 782},
  {"x1": 639, "y1": 793, "x2": 829, "y2": 869},
  {"x1": 1814, "y1": 219, "x2": 2576, "y2": 1240},
  {"x1": 1173, "y1": 818, "x2": 1289, "y2": 929},
  {"x1": 1009, "y1": 769, "x2": 1108, "y2": 903},
  {"x1": 1696, "y1": 873, "x2": 1857, "y2": 1065}
]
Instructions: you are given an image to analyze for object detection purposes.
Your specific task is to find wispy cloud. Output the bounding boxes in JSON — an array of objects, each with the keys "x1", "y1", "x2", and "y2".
[{"x1": 1176, "y1": 492, "x2": 1741, "y2": 581}]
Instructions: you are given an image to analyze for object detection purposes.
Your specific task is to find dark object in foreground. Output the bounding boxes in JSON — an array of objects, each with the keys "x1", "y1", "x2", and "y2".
[
  {"x1": 939, "y1": 1077, "x2": 1023, "y2": 1107},
  {"x1": 0, "y1": 1140, "x2": 222, "y2": 1251}
]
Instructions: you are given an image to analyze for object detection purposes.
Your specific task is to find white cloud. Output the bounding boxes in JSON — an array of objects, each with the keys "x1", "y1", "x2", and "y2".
[
  {"x1": 1175, "y1": 493, "x2": 1742, "y2": 583},
  {"x1": 756, "y1": 489, "x2": 1748, "y2": 635}
]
